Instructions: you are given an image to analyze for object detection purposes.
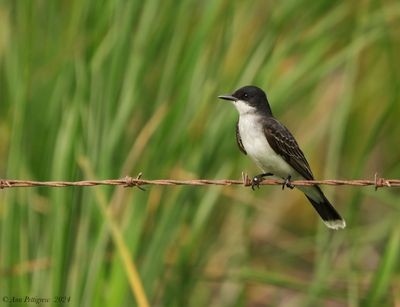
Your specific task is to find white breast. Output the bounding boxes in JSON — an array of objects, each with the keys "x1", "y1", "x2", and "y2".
[{"x1": 238, "y1": 114, "x2": 297, "y2": 179}]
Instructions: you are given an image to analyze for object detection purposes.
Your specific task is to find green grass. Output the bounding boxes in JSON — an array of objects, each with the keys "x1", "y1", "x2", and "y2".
[{"x1": 1, "y1": 1, "x2": 400, "y2": 306}]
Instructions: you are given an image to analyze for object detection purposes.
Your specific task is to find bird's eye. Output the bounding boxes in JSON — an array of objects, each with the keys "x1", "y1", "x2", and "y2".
[{"x1": 244, "y1": 93, "x2": 249, "y2": 98}]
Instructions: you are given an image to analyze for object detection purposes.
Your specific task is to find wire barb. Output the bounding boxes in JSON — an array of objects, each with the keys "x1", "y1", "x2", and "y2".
[
  {"x1": 0, "y1": 179, "x2": 11, "y2": 189},
  {"x1": 374, "y1": 172, "x2": 391, "y2": 191},
  {"x1": 374, "y1": 173, "x2": 380, "y2": 191},
  {"x1": 241, "y1": 172, "x2": 251, "y2": 187},
  {"x1": 124, "y1": 173, "x2": 145, "y2": 191}
]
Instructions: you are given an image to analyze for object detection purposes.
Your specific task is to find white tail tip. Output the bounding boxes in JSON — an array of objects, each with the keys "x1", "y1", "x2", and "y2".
[{"x1": 324, "y1": 219, "x2": 346, "y2": 230}]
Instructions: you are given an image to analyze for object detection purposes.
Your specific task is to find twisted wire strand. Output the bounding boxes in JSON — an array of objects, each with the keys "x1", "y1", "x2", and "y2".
[{"x1": 0, "y1": 173, "x2": 398, "y2": 190}]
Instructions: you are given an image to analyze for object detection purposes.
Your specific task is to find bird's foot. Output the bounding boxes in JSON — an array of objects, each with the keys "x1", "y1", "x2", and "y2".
[
  {"x1": 251, "y1": 173, "x2": 273, "y2": 190},
  {"x1": 282, "y1": 175, "x2": 295, "y2": 190}
]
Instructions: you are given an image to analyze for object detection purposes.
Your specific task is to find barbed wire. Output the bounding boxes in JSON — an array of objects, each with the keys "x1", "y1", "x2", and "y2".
[{"x1": 0, "y1": 173, "x2": 399, "y2": 190}]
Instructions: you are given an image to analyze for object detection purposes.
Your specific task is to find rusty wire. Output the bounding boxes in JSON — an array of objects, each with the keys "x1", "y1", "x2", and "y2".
[{"x1": 0, "y1": 173, "x2": 399, "y2": 190}]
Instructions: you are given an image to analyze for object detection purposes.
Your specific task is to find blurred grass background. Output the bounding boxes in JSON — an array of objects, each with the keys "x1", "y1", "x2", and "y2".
[{"x1": 1, "y1": 0, "x2": 400, "y2": 306}]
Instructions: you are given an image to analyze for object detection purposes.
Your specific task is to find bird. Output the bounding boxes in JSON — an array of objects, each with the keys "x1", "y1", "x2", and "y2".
[{"x1": 218, "y1": 85, "x2": 345, "y2": 229}]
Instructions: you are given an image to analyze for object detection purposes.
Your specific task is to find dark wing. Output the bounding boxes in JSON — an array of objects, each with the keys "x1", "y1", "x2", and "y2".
[
  {"x1": 236, "y1": 121, "x2": 247, "y2": 155},
  {"x1": 264, "y1": 118, "x2": 314, "y2": 180}
]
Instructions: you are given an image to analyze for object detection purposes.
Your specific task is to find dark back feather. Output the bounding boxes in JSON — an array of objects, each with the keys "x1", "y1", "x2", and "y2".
[{"x1": 264, "y1": 117, "x2": 314, "y2": 180}]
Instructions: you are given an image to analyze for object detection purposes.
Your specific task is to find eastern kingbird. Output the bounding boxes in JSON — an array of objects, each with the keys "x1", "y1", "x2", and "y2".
[{"x1": 218, "y1": 85, "x2": 345, "y2": 229}]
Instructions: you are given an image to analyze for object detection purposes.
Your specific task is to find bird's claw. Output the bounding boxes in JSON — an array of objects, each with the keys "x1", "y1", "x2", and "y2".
[
  {"x1": 250, "y1": 173, "x2": 273, "y2": 190},
  {"x1": 251, "y1": 175, "x2": 263, "y2": 190},
  {"x1": 282, "y1": 175, "x2": 295, "y2": 190}
]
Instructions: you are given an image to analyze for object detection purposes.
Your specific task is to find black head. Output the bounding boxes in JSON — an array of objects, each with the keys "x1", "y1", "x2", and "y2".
[{"x1": 218, "y1": 85, "x2": 273, "y2": 116}]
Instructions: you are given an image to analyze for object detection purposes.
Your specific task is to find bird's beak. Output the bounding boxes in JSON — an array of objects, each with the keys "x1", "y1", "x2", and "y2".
[{"x1": 218, "y1": 94, "x2": 237, "y2": 102}]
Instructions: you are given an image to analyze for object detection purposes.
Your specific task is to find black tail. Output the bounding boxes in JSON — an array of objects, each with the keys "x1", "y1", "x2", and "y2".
[{"x1": 304, "y1": 186, "x2": 346, "y2": 229}]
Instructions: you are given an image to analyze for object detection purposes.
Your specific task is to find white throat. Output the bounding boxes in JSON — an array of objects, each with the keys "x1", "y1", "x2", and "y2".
[{"x1": 232, "y1": 100, "x2": 256, "y2": 116}]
